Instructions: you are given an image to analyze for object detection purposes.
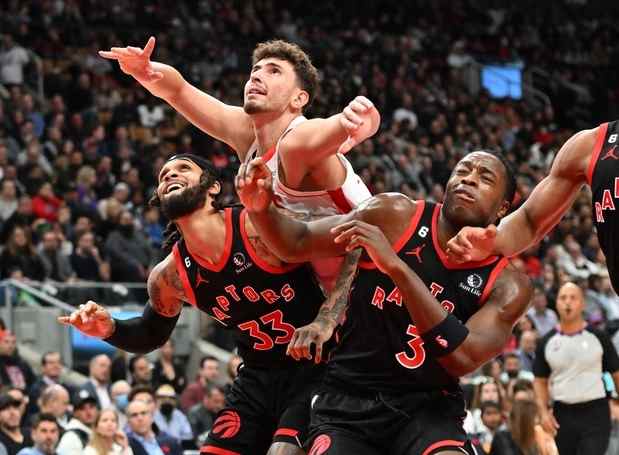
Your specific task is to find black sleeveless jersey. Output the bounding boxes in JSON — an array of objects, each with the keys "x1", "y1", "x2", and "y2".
[
  {"x1": 589, "y1": 120, "x2": 619, "y2": 292},
  {"x1": 172, "y1": 207, "x2": 326, "y2": 368},
  {"x1": 324, "y1": 201, "x2": 510, "y2": 393}
]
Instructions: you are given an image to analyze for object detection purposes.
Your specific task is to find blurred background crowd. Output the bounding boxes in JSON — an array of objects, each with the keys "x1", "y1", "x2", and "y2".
[{"x1": 1, "y1": 0, "x2": 619, "y2": 454}]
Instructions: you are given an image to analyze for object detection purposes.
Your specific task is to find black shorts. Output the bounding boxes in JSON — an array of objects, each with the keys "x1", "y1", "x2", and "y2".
[
  {"x1": 305, "y1": 387, "x2": 474, "y2": 455},
  {"x1": 201, "y1": 361, "x2": 325, "y2": 455}
]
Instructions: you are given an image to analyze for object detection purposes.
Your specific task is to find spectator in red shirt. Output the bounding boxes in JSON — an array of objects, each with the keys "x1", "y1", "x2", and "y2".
[
  {"x1": 179, "y1": 357, "x2": 220, "y2": 413},
  {"x1": 31, "y1": 182, "x2": 62, "y2": 222}
]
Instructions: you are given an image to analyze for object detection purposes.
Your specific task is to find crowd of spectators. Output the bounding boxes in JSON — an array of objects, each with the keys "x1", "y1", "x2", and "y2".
[{"x1": 2, "y1": 0, "x2": 619, "y2": 453}]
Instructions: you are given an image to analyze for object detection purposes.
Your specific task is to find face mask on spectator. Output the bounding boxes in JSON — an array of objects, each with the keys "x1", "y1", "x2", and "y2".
[
  {"x1": 115, "y1": 394, "x2": 128, "y2": 411},
  {"x1": 160, "y1": 401, "x2": 174, "y2": 417}
]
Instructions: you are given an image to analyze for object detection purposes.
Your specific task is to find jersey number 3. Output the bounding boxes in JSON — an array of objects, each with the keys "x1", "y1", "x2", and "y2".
[
  {"x1": 238, "y1": 310, "x2": 295, "y2": 350},
  {"x1": 395, "y1": 324, "x2": 426, "y2": 369}
]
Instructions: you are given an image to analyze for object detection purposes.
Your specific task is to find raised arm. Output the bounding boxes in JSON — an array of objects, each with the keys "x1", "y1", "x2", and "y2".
[
  {"x1": 58, "y1": 254, "x2": 185, "y2": 354},
  {"x1": 278, "y1": 96, "x2": 380, "y2": 185},
  {"x1": 99, "y1": 37, "x2": 254, "y2": 155},
  {"x1": 446, "y1": 127, "x2": 597, "y2": 262}
]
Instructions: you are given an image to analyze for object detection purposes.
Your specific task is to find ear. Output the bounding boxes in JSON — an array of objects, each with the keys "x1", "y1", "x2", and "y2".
[
  {"x1": 496, "y1": 200, "x2": 510, "y2": 220},
  {"x1": 292, "y1": 89, "x2": 309, "y2": 110},
  {"x1": 208, "y1": 181, "x2": 222, "y2": 197}
]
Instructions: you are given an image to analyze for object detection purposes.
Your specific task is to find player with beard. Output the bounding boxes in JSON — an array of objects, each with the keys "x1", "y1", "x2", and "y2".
[
  {"x1": 99, "y1": 37, "x2": 377, "y2": 307},
  {"x1": 59, "y1": 154, "x2": 338, "y2": 455},
  {"x1": 236, "y1": 152, "x2": 532, "y2": 455}
]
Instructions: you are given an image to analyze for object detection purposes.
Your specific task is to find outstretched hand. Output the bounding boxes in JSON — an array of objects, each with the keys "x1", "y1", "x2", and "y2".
[
  {"x1": 58, "y1": 301, "x2": 115, "y2": 339},
  {"x1": 99, "y1": 36, "x2": 163, "y2": 84},
  {"x1": 235, "y1": 158, "x2": 274, "y2": 212},
  {"x1": 338, "y1": 96, "x2": 381, "y2": 154},
  {"x1": 445, "y1": 224, "x2": 498, "y2": 263}
]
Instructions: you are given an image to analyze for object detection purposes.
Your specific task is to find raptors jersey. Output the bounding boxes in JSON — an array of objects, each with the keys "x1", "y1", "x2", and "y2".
[
  {"x1": 245, "y1": 116, "x2": 372, "y2": 292},
  {"x1": 325, "y1": 201, "x2": 510, "y2": 393},
  {"x1": 588, "y1": 120, "x2": 619, "y2": 292},
  {"x1": 172, "y1": 207, "x2": 326, "y2": 368}
]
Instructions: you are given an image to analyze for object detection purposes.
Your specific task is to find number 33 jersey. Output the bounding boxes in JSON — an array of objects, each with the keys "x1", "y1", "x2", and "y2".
[
  {"x1": 172, "y1": 207, "x2": 327, "y2": 368},
  {"x1": 325, "y1": 201, "x2": 510, "y2": 393}
]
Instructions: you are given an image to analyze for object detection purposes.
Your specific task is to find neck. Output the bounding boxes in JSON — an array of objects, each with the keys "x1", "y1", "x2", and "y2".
[
  {"x1": 251, "y1": 112, "x2": 298, "y2": 155},
  {"x1": 560, "y1": 319, "x2": 585, "y2": 334},
  {"x1": 1, "y1": 426, "x2": 21, "y2": 440},
  {"x1": 176, "y1": 207, "x2": 226, "y2": 264},
  {"x1": 436, "y1": 208, "x2": 460, "y2": 252}
]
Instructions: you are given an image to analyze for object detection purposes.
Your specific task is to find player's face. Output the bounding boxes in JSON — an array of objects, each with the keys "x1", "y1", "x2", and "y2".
[
  {"x1": 243, "y1": 58, "x2": 304, "y2": 115},
  {"x1": 157, "y1": 159, "x2": 208, "y2": 220},
  {"x1": 443, "y1": 152, "x2": 509, "y2": 228}
]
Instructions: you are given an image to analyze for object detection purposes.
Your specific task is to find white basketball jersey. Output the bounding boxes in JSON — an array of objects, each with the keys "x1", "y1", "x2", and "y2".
[{"x1": 245, "y1": 116, "x2": 372, "y2": 291}]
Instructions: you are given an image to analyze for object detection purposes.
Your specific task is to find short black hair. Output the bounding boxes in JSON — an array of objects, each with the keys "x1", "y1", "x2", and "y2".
[
  {"x1": 481, "y1": 149, "x2": 517, "y2": 206},
  {"x1": 480, "y1": 400, "x2": 501, "y2": 413},
  {"x1": 31, "y1": 413, "x2": 59, "y2": 430},
  {"x1": 41, "y1": 351, "x2": 60, "y2": 366}
]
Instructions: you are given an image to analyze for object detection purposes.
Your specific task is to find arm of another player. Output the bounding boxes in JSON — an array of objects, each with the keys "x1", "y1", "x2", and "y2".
[
  {"x1": 99, "y1": 37, "x2": 253, "y2": 154},
  {"x1": 278, "y1": 96, "x2": 380, "y2": 179},
  {"x1": 446, "y1": 127, "x2": 597, "y2": 262},
  {"x1": 334, "y1": 220, "x2": 532, "y2": 377},
  {"x1": 236, "y1": 158, "x2": 351, "y2": 262},
  {"x1": 58, "y1": 254, "x2": 185, "y2": 354},
  {"x1": 286, "y1": 249, "x2": 362, "y2": 363}
]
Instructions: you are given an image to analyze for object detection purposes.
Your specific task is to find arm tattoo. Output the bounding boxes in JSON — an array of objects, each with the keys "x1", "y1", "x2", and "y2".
[
  {"x1": 315, "y1": 249, "x2": 361, "y2": 325},
  {"x1": 148, "y1": 264, "x2": 184, "y2": 317}
]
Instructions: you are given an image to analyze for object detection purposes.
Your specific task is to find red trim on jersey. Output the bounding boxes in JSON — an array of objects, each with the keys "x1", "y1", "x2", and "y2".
[
  {"x1": 274, "y1": 427, "x2": 300, "y2": 438},
  {"x1": 480, "y1": 256, "x2": 511, "y2": 304},
  {"x1": 262, "y1": 145, "x2": 277, "y2": 163},
  {"x1": 586, "y1": 122, "x2": 609, "y2": 186},
  {"x1": 172, "y1": 244, "x2": 197, "y2": 307},
  {"x1": 189, "y1": 208, "x2": 233, "y2": 272},
  {"x1": 239, "y1": 209, "x2": 300, "y2": 274},
  {"x1": 431, "y1": 204, "x2": 500, "y2": 270},
  {"x1": 327, "y1": 188, "x2": 353, "y2": 214},
  {"x1": 421, "y1": 439, "x2": 464, "y2": 455},
  {"x1": 359, "y1": 200, "x2": 426, "y2": 269},
  {"x1": 200, "y1": 446, "x2": 240, "y2": 455}
]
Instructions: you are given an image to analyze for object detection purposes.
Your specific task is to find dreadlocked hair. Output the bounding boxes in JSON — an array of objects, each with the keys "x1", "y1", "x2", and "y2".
[{"x1": 149, "y1": 168, "x2": 239, "y2": 254}]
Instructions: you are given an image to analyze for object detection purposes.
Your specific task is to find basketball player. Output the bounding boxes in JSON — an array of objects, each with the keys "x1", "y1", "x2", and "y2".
[
  {"x1": 446, "y1": 121, "x2": 619, "y2": 293},
  {"x1": 100, "y1": 36, "x2": 377, "y2": 363},
  {"x1": 99, "y1": 37, "x2": 379, "y2": 290},
  {"x1": 59, "y1": 154, "x2": 338, "y2": 455},
  {"x1": 236, "y1": 153, "x2": 532, "y2": 454}
]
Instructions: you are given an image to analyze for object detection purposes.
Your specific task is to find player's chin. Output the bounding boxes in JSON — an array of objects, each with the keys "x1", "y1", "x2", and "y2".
[
  {"x1": 243, "y1": 100, "x2": 266, "y2": 115},
  {"x1": 444, "y1": 202, "x2": 486, "y2": 227}
]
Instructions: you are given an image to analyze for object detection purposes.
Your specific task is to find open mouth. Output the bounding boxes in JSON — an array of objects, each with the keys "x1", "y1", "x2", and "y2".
[{"x1": 165, "y1": 183, "x2": 185, "y2": 194}]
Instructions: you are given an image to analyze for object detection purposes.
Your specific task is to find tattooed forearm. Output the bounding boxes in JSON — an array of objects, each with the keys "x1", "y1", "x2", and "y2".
[{"x1": 314, "y1": 249, "x2": 361, "y2": 325}]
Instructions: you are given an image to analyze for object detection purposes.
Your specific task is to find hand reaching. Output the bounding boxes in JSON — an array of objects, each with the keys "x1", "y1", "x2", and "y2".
[
  {"x1": 338, "y1": 96, "x2": 381, "y2": 154},
  {"x1": 99, "y1": 36, "x2": 163, "y2": 84},
  {"x1": 58, "y1": 301, "x2": 115, "y2": 339},
  {"x1": 445, "y1": 224, "x2": 498, "y2": 263},
  {"x1": 235, "y1": 158, "x2": 274, "y2": 213}
]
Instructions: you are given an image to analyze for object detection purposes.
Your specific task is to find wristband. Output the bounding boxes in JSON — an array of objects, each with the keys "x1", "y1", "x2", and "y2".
[{"x1": 420, "y1": 313, "x2": 469, "y2": 357}]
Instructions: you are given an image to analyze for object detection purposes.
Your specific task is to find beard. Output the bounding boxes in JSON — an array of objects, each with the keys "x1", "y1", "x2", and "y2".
[
  {"x1": 243, "y1": 98, "x2": 267, "y2": 114},
  {"x1": 160, "y1": 184, "x2": 208, "y2": 221}
]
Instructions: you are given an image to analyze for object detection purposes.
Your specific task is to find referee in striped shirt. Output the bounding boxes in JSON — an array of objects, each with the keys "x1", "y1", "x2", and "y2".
[{"x1": 533, "y1": 282, "x2": 619, "y2": 455}]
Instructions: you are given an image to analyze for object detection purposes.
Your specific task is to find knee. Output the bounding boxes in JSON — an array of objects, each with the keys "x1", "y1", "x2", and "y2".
[{"x1": 266, "y1": 442, "x2": 305, "y2": 455}]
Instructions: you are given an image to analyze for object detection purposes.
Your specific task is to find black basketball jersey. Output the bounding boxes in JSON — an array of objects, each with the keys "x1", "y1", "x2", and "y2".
[
  {"x1": 172, "y1": 207, "x2": 326, "y2": 368},
  {"x1": 589, "y1": 120, "x2": 619, "y2": 292},
  {"x1": 324, "y1": 201, "x2": 510, "y2": 393}
]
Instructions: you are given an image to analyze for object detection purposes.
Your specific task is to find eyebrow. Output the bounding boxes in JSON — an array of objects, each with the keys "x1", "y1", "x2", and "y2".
[
  {"x1": 251, "y1": 62, "x2": 284, "y2": 72},
  {"x1": 158, "y1": 160, "x2": 191, "y2": 182}
]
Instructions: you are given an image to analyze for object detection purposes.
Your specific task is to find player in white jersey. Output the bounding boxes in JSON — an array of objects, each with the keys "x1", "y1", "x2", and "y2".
[{"x1": 99, "y1": 36, "x2": 378, "y2": 443}]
